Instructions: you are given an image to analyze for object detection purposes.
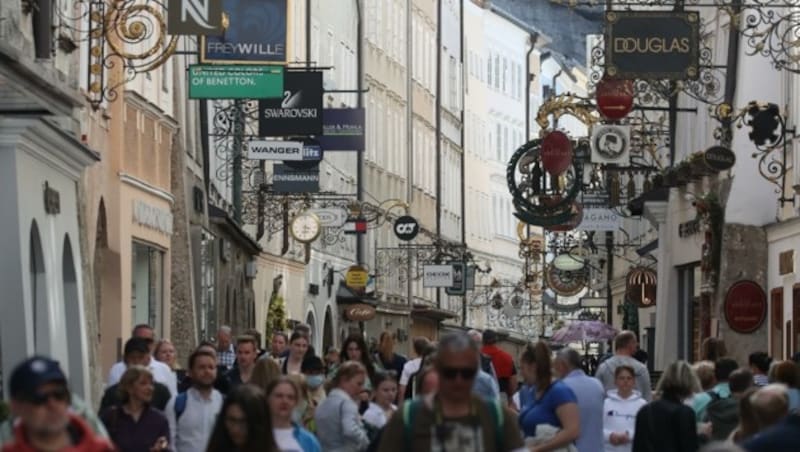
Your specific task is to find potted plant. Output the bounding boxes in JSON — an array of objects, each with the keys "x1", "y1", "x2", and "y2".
[{"x1": 689, "y1": 151, "x2": 713, "y2": 179}]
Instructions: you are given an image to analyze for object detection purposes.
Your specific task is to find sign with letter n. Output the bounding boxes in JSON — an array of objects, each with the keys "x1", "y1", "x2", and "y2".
[{"x1": 167, "y1": 0, "x2": 223, "y2": 35}]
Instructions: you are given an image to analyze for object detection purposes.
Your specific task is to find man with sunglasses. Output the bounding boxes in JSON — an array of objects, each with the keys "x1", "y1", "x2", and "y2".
[
  {"x1": 2, "y1": 357, "x2": 113, "y2": 452},
  {"x1": 106, "y1": 324, "x2": 178, "y2": 395},
  {"x1": 378, "y1": 333, "x2": 525, "y2": 452}
]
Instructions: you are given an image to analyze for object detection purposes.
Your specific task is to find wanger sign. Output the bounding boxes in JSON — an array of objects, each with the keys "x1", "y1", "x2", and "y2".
[{"x1": 604, "y1": 11, "x2": 700, "y2": 80}]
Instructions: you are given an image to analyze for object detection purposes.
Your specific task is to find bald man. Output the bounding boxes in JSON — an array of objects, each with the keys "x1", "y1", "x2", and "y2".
[{"x1": 744, "y1": 384, "x2": 800, "y2": 451}]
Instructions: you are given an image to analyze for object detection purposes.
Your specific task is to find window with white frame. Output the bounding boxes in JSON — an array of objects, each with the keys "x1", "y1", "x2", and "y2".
[{"x1": 487, "y1": 52, "x2": 493, "y2": 86}]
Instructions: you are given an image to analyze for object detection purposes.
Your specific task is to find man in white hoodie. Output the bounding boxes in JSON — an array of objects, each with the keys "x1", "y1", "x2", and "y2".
[
  {"x1": 595, "y1": 331, "x2": 652, "y2": 401},
  {"x1": 603, "y1": 365, "x2": 647, "y2": 452}
]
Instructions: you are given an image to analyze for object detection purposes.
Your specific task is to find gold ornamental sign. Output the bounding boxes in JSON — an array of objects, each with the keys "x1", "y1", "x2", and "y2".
[{"x1": 344, "y1": 304, "x2": 376, "y2": 322}]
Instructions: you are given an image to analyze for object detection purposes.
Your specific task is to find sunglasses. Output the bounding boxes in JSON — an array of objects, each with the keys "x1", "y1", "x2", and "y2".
[
  {"x1": 440, "y1": 367, "x2": 478, "y2": 380},
  {"x1": 28, "y1": 387, "x2": 69, "y2": 405}
]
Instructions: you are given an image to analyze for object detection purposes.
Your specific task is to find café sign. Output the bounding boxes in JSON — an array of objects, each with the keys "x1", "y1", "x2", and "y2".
[
  {"x1": 724, "y1": 280, "x2": 767, "y2": 334},
  {"x1": 604, "y1": 11, "x2": 700, "y2": 80},
  {"x1": 344, "y1": 303, "x2": 376, "y2": 322}
]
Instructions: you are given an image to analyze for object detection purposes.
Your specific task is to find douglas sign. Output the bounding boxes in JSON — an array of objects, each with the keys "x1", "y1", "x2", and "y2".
[{"x1": 604, "y1": 11, "x2": 700, "y2": 80}]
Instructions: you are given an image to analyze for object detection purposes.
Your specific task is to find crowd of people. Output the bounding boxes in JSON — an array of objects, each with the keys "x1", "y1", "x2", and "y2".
[{"x1": 1, "y1": 325, "x2": 800, "y2": 452}]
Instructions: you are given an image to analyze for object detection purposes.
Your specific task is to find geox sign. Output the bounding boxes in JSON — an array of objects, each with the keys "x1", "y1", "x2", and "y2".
[
  {"x1": 259, "y1": 71, "x2": 323, "y2": 136},
  {"x1": 247, "y1": 141, "x2": 322, "y2": 161},
  {"x1": 167, "y1": 0, "x2": 223, "y2": 35}
]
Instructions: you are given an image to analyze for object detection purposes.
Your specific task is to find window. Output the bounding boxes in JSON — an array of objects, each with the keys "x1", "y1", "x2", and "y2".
[
  {"x1": 494, "y1": 55, "x2": 500, "y2": 89},
  {"x1": 132, "y1": 241, "x2": 165, "y2": 334},
  {"x1": 449, "y1": 55, "x2": 457, "y2": 110},
  {"x1": 503, "y1": 126, "x2": 509, "y2": 161},
  {"x1": 502, "y1": 58, "x2": 508, "y2": 94},
  {"x1": 487, "y1": 53, "x2": 493, "y2": 86},
  {"x1": 496, "y1": 123, "x2": 502, "y2": 161}
]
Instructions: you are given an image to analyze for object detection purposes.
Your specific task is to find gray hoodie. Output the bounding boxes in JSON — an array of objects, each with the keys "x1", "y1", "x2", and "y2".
[{"x1": 595, "y1": 356, "x2": 652, "y2": 401}]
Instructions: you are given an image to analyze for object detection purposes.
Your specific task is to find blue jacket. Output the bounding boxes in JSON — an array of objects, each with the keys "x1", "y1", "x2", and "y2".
[
  {"x1": 293, "y1": 423, "x2": 321, "y2": 452},
  {"x1": 744, "y1": 414, "x2": 800, "y2": 452}
]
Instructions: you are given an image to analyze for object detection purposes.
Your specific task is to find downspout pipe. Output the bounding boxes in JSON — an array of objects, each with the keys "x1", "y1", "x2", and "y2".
[
  {"x1": 459, "y1": 0, "x2": 466, "y2": 325},
  {"x1": 435, "y1": 0, "x2": 442, "y2": 309},
  {"x1": 355, "y1": 0, "x2": 364, "y2": 264}
]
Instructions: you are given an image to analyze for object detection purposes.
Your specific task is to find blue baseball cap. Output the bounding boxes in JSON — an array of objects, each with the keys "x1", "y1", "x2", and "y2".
[{"x1": 9, "y1": 356, "x2": 67, "y2": 400}]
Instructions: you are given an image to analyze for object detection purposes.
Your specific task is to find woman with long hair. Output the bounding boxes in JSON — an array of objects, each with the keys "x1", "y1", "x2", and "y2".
[
  {"x1": 603, "y1": 366, "x2": 647, "y2": 452},
  {"x1": 632, "y1": 360, "x2": 700, "y2": 452},
  {"x1": 313, "y1": 361, "x2": 370, "y2": 452},
  {"x1": 205, "y1": 385, "x2": 278, "y2": 452},
  {"x1": 374, "y1": 332, "x2": 407, "y2": 377},
  {"x1": 362, "y1": 370, "x2": 398, "y2": 429},
  {"x1": 342, "y1": 334, "x2": 377, "y2": 387},
  {"x1": 517, "y1": 341, "x2": 580, "y2": 451},
  {"x1": 99, "y1": 366, "x2": 170, "y2": 452},
  {"x1": 280, "y1": 332, "x2": 310, "y2": 376},
  {"x1": 265, "y1": 377, "x2": 321, "y2": 452}
]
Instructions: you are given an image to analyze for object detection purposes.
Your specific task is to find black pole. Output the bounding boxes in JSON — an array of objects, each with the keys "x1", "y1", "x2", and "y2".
[
  {"x1": 305, "y1": 0, "x2": 311, "y2": 69},
  {"x1": 355, "y1": 0, "x2": 364, "y2": 265},
  {"x1": 606, "y1": 231, "x2": 614, "y2": 324},
  {"x1": 435, "y1": 0, "x2": 442, "y2": 309},
  {"x1": 232, "y1": 99, "x2": 244, "y2": 223},
  {"x1": 721, "y1": 0, "x2": 742, "y2": 147}
]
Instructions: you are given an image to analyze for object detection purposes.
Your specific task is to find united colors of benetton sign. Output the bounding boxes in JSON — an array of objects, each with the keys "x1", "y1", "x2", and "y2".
[{"x1": 604, "y1": 11, "x2": 700, "y2": 80}]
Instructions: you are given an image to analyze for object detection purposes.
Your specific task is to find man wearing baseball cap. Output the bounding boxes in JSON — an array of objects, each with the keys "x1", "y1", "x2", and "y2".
[{"x1": 2, "y1": 356, "x2": 113, "y2": 452}]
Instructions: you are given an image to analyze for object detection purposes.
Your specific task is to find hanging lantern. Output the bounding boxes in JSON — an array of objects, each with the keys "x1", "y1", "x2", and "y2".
[{"x1": 626, "y1": 267, "x2": 657, "y2": 308}]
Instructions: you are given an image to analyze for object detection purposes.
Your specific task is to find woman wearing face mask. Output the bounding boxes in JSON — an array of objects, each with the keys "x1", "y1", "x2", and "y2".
[
  {"x1": 206, "y1": 385, "x2": 279, "y2": 452},
  {"x1": 301, "y1": 356, "x2": 328, "y2": 407},
  {"x1": 266, "y1": 377, "x2": 321, "y2": 452},
  {"x1": 313, "y1": 361, "x2": 370, "y2": 452},
  {"x1": 280, "y1": 333, "x2": 310, "y2": 376},
  {"x1": 362, "y1": 371, "x2": 398, "y2": 429}
]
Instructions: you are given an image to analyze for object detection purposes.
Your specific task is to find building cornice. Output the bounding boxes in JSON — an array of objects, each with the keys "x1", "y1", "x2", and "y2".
[
  {"x1": 123, "y1": 90, "x2": 179, "y2": 131},
  {"x1": 119, "y1": 172, "x2": 175, "y2": 205},
  {"x1": 766, "y1": 215, "x2": 800, "y2": 243}
]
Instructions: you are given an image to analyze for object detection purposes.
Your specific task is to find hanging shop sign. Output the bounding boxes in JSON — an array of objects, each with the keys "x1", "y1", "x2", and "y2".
[
  {"x1": 319, "y1": 108, "x2": 366, "y2": 151},
  {"x1": 445, "y1": 262, "x2": 467, "y2": 296},
  {"x1": 626, "y1": 267, "x2": 657, "y2": 308},
  {"x1": 343, "y1": 217, "x2": 368, "y2": 234},
  {"x1": 168, "y1": 0, "x2": 223, "y2": 35},
  {"x1": 540, "y1": 131, "x2": 573, "y2": 176},
  {"x1": 344, "y1": 303, "x2": 376, "y2": 322},
  {"x1": 595, "y1": 77, "x2": 634, "y2": 120},
  {"x1": 308, "y1": 207, "x2": 348, "y2": 227},
  {"x1": 553, "y1": 253, "x2": 585, "y2": 272},
  {"x1": 423, "y1": 265, "x2": 454, "y2": 288},
  {"x1": 393, "y1": 215, "x2": 419, "y2": 241},
  {"x1": 344, "y1": 265, "x2": 369, "y2": 291},
  {"x1": 545, "y1": 265, "x2": 587, "y2": 297},
  {"x1": 577, "y1": 208, "x2": 623, "y2": 232},
  {"x1": 724, "y1": 280, "x2": 767, "y2": 334},
  {"x1": 604, "y1": 10, "x2": 700, "y2": 80},
  {"x1": 544, "y1": 201, "x2": 583, "y2": 232},
  {"x1": 582, "y1": 192, "x2": 610, "y2": 207},
  {"x1": 259, "y1": 71, "x2": 323, "y2": 136},
  {"x1": 188, "y1": 65, "x2": 283, "y2": 99},
  {"x1": 703, "y1": 145, "x2": 736, "y2": 172},
  {"x1": 591, "y1": 125, "x2": 631, "y2": 165},
  {"x1": 247, "y1": 140, "x2": 302, "y2": 160},
  {"x1": 200, "y1": 0, "x2": 288, "y2": 64},
  {"x1": 272, "y1": 164, "x2": 320, "y2": 193}
]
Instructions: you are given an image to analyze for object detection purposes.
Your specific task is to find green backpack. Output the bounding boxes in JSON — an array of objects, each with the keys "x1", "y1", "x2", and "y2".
[{"x1": 402, "y1": 398, "x2": 505, "y2": 451}]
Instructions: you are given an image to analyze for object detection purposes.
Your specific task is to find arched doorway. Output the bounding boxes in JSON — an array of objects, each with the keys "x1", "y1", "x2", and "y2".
[
  {"x1": 305, "y1": 309, "x2": 317, "y2": 351},
  {"x1": 62, "y1": 235, "x2": 85, "y2": 397},
  {"x1": 323, "y1": 306, "x2": 334, "y2": 353},
  {"x1": 30, "y1": 221, "x2": 49, "y2": 354}
]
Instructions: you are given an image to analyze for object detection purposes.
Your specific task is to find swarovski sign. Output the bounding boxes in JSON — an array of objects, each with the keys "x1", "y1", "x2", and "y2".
[{"x1": 167, "y1": 0, "x2": 222, "y2": 35}]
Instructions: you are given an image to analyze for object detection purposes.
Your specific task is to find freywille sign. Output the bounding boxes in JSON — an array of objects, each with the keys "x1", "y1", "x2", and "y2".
[
  {"x1": 259, "y1": 71, "x2": 323, "y2": 136},
  {"x1": 604, "y1": 11, "x2": 700, "y2": 80},
  {"x1": 201, "y1": 0, "x2": 287, "y2": 64}
]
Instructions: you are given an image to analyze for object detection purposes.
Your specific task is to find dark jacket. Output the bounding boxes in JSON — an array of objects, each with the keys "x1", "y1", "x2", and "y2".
[
  {"x1": 98, "y1": 382, "x2": 171, "y2": 413},
  {"x1": 632, "y1": 398, "x2": 698, "y2": 452},
  {"x1": 743, "y1": 414, "x2": 800, "y2": 452}
]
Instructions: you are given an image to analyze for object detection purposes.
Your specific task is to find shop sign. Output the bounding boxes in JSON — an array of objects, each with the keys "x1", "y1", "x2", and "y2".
[
  {"x1": 259, "y1": 71, "x2": 323, "y2": 136},
  {"x1": 553, "y1": 253, "x2": 585, "y2": 272},
  {"x1": 582, "y1": 192, "x2": 610, "y2": 207},
  {"x1": 679, "y1": 219, "x2": 702, "y2": 238},
  {"x1": 703, "y1": 145, "x2": 736, "y2": 171},
  {"x1": 319, "y1": 108, "x2": 366, "y2": 151},
  {"x1": 344, "y1": 265, "x2": 369, "y2": 291},
  {"x1": 591, "y1": 125, "x2": 630, "y2": 165},
  {"x1": 308, "y1": 207, "x2": 348, "y2": 227},
  {"x1": 724, "y1": 280, "x2": 767, "y2": 334},
  {"x1": 779, "y1": 250, "x2": 794, "y2": 276},
  {"x1": 188, "y1": 65, "x2": 283, "y2": 99},
  {"x1": 423, "y1": 265, "x2": 454, "y2": 288},
  {"x1": 272, "y1": 164, "x2": 320, "y2": 193},
  {"x1": 545, "y1": 265, "x2": 587, "y2": 297},
  {"x1": 595, "y1": 77, "x2": 634, "y2": 120},
  {"x1": 445, "y1": 262, "x2": 467, "y2": 296},
  {"x1": 540, "y1": 131, "x2": 573, "y2": 176},
  {"x1": 545, "y1": 202, "x2": 583, "y2": 232},
  {"x1": 344, "y1": 303, "x2": 376, "y2": 322},
  {"x1": 604, "y1": 10, "x2": 700, "y2": 80},
  {"x1": 133, "y1": 200, "x2": 173, "y2": 235},
  {"x1": 246, "y1": 140, "x2": 303, "y2": 160},
  {"x1": 167, "y1": 0, "x2": 223, "y2": 35},
  {"x1": 200, "y1": 0, "x2": 287, "y2": 64},
  {"x1": 393, "y1": 215, "x2": 419, "y2": 241},
  {"x1": 577, "y1": 207, "x2": 621, "y2": 232}
]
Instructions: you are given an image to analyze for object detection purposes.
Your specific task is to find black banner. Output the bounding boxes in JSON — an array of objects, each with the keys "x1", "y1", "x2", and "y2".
[
  {"x1": 604, "y1": 11, "x2": 700, "y2": 80},
  {"x1": 259, "y1": 71, "x2": 323, "y2": 136}
]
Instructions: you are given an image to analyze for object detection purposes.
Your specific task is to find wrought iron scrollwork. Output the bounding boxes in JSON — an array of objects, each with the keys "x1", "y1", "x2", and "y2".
[{"x1": 740, "y1": 6, "x2": 800, "y2": 74}]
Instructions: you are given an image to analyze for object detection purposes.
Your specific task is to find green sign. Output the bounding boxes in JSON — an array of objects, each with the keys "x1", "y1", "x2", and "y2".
[{"x1": 188, "y1": 65, "x2": 284, "y2": 99}]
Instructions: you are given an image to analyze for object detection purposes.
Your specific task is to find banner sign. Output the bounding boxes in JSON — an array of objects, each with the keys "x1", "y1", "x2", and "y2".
[
  {"x1": 259, "y1": 71, "x2": 323, "y2": 136},
  {"x1": 445, "y1": 262, "x2": 467, "y2": 296},
  {"x1": 247, "y1": 140, "x2": 322, "y2": 161},
  {"x1": 319, "y1": 108, "x2": 366, "y2": 151},
  {"x1": 423, "y1": 265, "x2": 454, "y2": 288},
  {"x1": 272, "y1": 164, "x2": 320, "y2": 193},
  {"x1": 188, "y1": 65, "x2": 283, "y2": 99},
  {"x1": 582, "y1": 192, "x2": 610, "y2": 207},
  {"x1": 200, "y1": 0, "x2": 287, "y2": 64},
  {"x1": 168, "y1": 0, "x2": 223, "y2": 35},
  {"x1": 577, "y1": 208, "x2": 622, "y2": 231},
  {"x1": 604, "y1": 10, "x2": 700, "y2": 80},
  {"x1": 591, "y1": 124, "x2": 630, "y2": 165}
]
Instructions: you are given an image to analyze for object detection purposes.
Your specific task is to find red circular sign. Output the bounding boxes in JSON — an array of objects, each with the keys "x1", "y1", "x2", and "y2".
[
  {"x1": 596, "y1": 77, "x2": 634, "y2": 120},
  {"x1": 724, "y1": 281, "x2": 767, "y2": 334},
  {"x1": 540, "y1": 131, "x2": 573, "y2": 176}
]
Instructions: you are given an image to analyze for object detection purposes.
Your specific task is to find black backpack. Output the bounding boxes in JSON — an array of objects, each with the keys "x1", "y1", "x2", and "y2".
[{"x1": 706, "y1": 391, "x2": 739, "y2": 441}]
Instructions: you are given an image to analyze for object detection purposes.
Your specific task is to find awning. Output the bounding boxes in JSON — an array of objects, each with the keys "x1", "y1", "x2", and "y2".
[
  {"x1": 336, "y1": 284, "x2": 377, "y2": 306},
  {"x1": 208, "y1": 203, "x2": 261, "y2": 254},
  {"x1": 411, "y1": 304, "x2": 458, "y2": 322}
]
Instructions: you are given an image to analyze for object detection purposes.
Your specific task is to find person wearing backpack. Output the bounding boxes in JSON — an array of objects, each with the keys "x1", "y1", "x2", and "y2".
[
  {"x1": 378, "y1": 332, "x2": 525, "y2": 452},
  {"x1": 704, "y1": 368, "x2": 754, "y2": 442},
  {"x1": 165, "y1": 349, "x2": 223, "y2": 452},
  {"x1": 693, "y1": 358, "x2": 738, "y2": 422}
]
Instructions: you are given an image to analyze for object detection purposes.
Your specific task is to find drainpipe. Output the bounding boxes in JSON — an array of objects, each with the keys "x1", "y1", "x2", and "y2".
[
  {"x1": 405, "y1": 0, "x2": 414, "y2": 308},
  {"x1": 355, "y1": 0, "x2": 364, "y2": 265},
  {"x1": 435, "y1": 0, "x2": 442, "y2": 309},
  {"x1": 459, "y1": 0, "x2": 466, "y2": 326}
]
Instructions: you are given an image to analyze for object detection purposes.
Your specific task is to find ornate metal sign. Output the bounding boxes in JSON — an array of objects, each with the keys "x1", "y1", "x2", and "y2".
[
  {"x1": 591, "y1": 124, "x2": 631, "y2": 165},
  {"x1": 703, "y1": 146, "x2": 736, "y2": 172},
  {"x1": 545, "y1": 265, "x2": 588, "y2": 297},
  {"x1": 604, "y1": 11, "x2": 700, "y2": 80},
  {"x1": 626, "y1": 267, "x2": 657, "y2": 308},
  {"x1": 595, "y1": 77, "x2": 634, "y2": 120}
]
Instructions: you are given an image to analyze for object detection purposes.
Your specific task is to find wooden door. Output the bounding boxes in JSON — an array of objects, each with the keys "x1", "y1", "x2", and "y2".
[{"x1": 772, "y1": 288, "x2": 784, "y2": 359}]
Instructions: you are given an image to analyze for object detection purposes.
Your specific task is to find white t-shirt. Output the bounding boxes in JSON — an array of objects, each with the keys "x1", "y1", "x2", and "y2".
[
  {"x1": 273, "y1": 427, "x2": 303, "y2": 452},
  {"x1": 399, "y1": 357, "x2": 422, "y2": 386},
  {"x1": 362, "y1": 402, "x2": 397, "y2": 429}
]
